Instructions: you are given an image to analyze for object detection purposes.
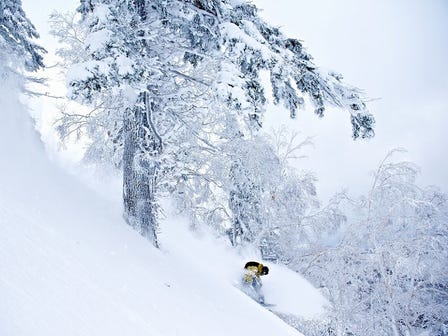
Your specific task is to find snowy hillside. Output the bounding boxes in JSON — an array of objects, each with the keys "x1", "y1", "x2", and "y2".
[{"x1": 0, "y1": 94, "x2": 326, "y2": 335}]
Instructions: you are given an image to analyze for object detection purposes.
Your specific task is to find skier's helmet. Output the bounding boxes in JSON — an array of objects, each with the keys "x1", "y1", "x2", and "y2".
[{"x1": 261, "y1": 266, "x2": 269, "y2": 275}]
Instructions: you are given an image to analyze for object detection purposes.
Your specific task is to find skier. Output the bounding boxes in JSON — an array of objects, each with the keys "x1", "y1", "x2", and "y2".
[{"x1": 242, "y1": 261, "x2": 269, "y2": 304}]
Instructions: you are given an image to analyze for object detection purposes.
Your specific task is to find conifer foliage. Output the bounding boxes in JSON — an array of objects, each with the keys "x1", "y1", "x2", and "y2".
[
  {"x1": 57, "y1": 0, "x2": 375, "y2": 247},
  {"x1": 0, "y1": 0, "x2": 45, "y2": 73}
]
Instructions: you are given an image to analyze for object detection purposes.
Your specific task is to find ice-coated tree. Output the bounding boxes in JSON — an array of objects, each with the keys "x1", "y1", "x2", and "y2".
[
  {"x1": 169, "y1": 0, "x2": 375, "y2": 247},
  {"x1": 0, "y1": 0, "x2": 45, "y2": 77},
  {"x1": 56, "y1": 0, "x2": 226, "y2": 245},
  {"x1": 297, "y1": 150, "x2": 448, "y2": 336},
  {"x1": 60, "y1": 0, "x2": 195, "y2": 245},
  {"x1": 56, "y1": 0, "x2": 375, "y2": 247}
]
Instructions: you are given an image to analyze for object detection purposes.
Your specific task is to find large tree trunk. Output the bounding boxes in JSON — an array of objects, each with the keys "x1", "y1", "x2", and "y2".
[{"x1": 123, "y1": 92, "x2": 161, "y2": 247}]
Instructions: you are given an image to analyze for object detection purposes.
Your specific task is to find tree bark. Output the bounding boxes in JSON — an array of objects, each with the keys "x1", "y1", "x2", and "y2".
[{"x1": 123, "y1": 92, "x2": 160, "y2": 247}]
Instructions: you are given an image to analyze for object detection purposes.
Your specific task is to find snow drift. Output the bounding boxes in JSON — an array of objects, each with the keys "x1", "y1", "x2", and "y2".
[{"x1": 0, "y1": 87, "x2": 325, "y2": 335}]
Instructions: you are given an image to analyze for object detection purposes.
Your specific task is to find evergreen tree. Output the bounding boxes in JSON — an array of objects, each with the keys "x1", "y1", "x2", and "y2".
[
  {"x1": 173, "y1": 0, "x2": 374, "y2": 245},
  {"x1": 0, "y1": 0, "x2": 45, "y2": 76},
  {"x1": 57, "y1": 0, "x2": 375, "y2": 247}
]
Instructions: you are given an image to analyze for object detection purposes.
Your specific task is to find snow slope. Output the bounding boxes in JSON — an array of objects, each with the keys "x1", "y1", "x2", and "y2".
[{"x1": 0, "y1": 90, "x2": 325, "y2": 335}]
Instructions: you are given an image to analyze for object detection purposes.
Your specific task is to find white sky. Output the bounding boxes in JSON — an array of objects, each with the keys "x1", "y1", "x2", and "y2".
[
  {"x1": 254, "y1": 0, "x2": 448, "y2": 199},
  {"x1": 22, "y1": 0, "x2": 448, "y2": 200}
]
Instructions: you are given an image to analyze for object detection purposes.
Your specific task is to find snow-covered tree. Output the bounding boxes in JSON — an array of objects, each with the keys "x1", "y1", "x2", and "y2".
[
  {"x1": 164, "y1": 0, "x2": 375, "y2": 247},
  {"x1": 210, "y1": 1, "x2": 375, "y2": 138},
  {"x1": 172, "y1": 124, "x2": 344, "y2": 264},
  {"x1": 55, "y1": 0, "x2": 375, "y2": 247},
  {"x1": 171, "y1": 0, "x2": 374, "y2": 247},
  {"x1": 0, "y1": 0, "x2": 45, "y2": 79},
  {"x1": 298, "y1": 150, "x2": 448, "y2": 336}
]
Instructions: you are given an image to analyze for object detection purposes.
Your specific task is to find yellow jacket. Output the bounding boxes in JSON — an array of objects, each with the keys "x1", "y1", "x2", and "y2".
[{"x1": 243, "y1": 261, "x2": 265, "y2": 283}]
